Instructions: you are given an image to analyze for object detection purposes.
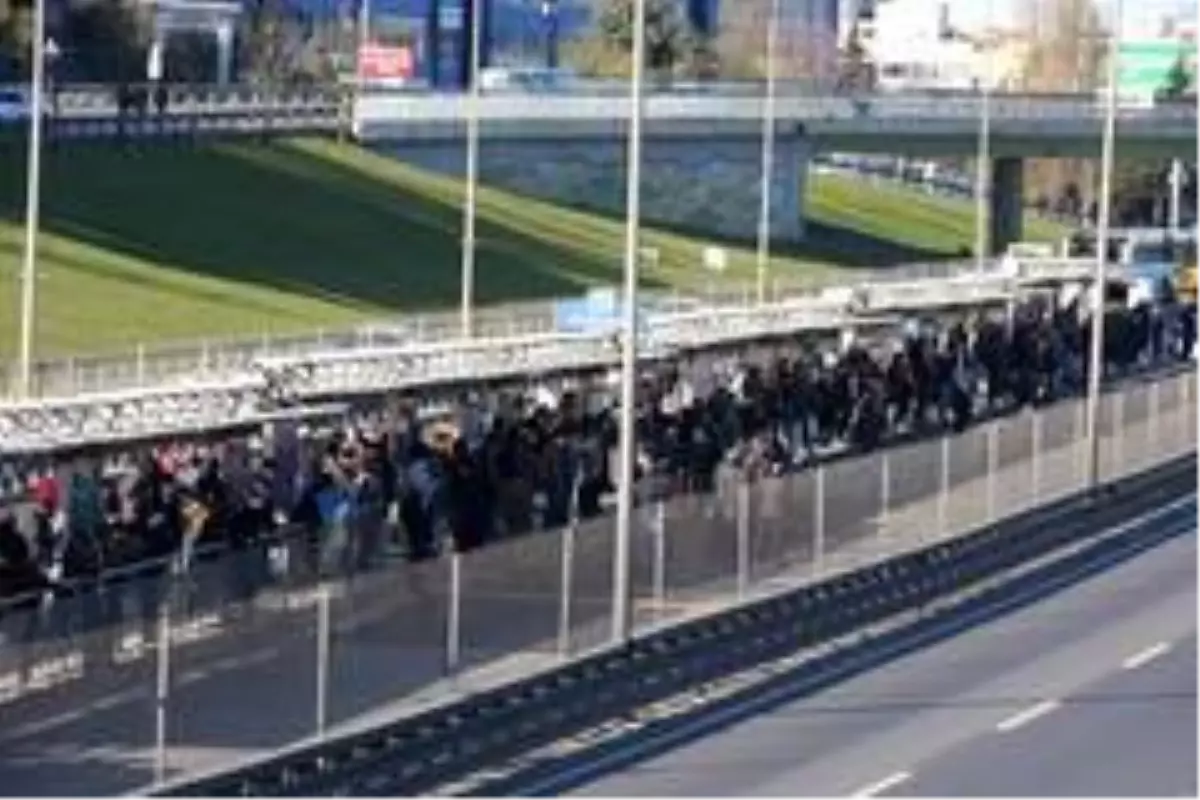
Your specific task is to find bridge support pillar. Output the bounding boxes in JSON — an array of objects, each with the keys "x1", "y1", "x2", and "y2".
[
  {"x1": 990, "y1": 157, "x2": 1024, "y2": 255},
  {"x1": 386, "y1": 128, "x2": 811, "y2": 245}
]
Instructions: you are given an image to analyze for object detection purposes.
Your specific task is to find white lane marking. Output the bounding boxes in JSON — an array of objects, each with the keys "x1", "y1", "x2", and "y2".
[
  {"x1": 996, "y1": 699, "x2": 1061, "y2": 732},
  {"x1": 1122, "y1": 641, "x2": 1172, "y2": 671},
  {"x1": 851, "y1": 770, "x2": 913, "y2": 797}
]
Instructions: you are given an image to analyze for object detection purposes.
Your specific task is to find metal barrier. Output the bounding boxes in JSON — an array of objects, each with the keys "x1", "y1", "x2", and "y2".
[
  {"x1": 0, "y1": 368, "x2": 1192, "y2": 795},
  {"x1": 854, "y1": 273, "x2": 1014, "y2": 312},
  {"x1": 153, "y1": 388, "x2": 1196, "y2": 796},
  {"x1": 0, "y1": 263, "x2": 995, "y2": 446},
  {"x1": 0, "y1": 264, "x2": 978, "y2": 402}
]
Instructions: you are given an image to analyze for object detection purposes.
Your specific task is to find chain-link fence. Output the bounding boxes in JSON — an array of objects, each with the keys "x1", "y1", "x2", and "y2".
[{"x1": 0, "y1": 370, "x2": 1193, "y2": 795}]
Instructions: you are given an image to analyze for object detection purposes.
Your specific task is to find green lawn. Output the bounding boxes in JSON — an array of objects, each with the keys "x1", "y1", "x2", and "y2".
[{"x1": 0, "y1": 137, "x2": 1067, "y2": 359}]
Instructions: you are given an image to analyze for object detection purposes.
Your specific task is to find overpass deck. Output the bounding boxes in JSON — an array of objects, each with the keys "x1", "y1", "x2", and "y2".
[{"x1": 354, "y1": 92, "x2": 1196, "y2": 158}]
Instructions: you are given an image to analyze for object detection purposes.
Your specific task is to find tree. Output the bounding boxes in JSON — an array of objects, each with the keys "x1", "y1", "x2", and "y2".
[
  {"x1": 836, "y1": 22, "x2": 874, "y2": 92},
  {"x1": 710, "y1": 0, "x2": 765, "y2": 79},
  {"x1": 592, "y1": 0, "x2": 698, "y2": 76},
  {"x1": 1017, "y1": 0, "x2": 1107, "y2": 214},
  {"x1": 59, "y1": 0, "x2": 150, "y2": 82},
  {"x1": 1, "y1": 0, "x2": 32, "y2": 74},
  {"x1": 1161, "y1": 54, "x2": 1190, "y2": 100},
  {"x1": 240, "y1": 0, "x2": 321, "y2": 86},
  {"x1": 711, "y1": 0, "x2": 830, "y2": 82}
]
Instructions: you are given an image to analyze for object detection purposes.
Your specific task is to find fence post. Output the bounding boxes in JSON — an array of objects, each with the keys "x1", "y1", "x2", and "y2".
[
  {"x1": 878, "y1": 450, "x2": 891, "y2": 542},
  {"x1": 1113, "y1": 389, "x2": 1125, "y2": 480},
  {"x1": 813, "y1": 463, "x2": 826, "y2": 579},
  {"x1": 1149, "y1": 380, "x2": 1160, "y2": 458},
  {"x1": 315, "y1": 582, "x2": 330, "y2": 739},
  {"x1": 557, "y1": 520, "x2": 576, "y2": 659},
  {"x1": 136, "y1": 343, "x2": 147, "y2": 387},
  {"x1": 1185, "y1": 373, "x2": 1196, "y2": 447},
  {"x1": 154, "y1": 599, "x2": 172, "y2": 787},
  {"x1": 1075, "y1": 400, "x2": 1088, "y2": 487},
  {"x1": 736, "y1": 482, "x2": 750, "y2": 600},
  {"x1": 1031, "y1": 408, "x2": 1043, "y2": 506},
  {"x1": 937, "y1": 435, "x2": 950, "y2": 540},
  {"x1": 446, "y1": 551, "x2": 462, "y2": 677},
  {"x1": 986, "y1": 420, "x2": 999, "y2": 526},
  {"x1": 652, "y1": 500, "x2": 666, "y2": 615}
]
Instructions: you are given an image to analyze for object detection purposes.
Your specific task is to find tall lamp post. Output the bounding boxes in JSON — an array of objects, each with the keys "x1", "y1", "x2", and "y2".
[
  {"x1": 612, "y1": 0, "x2": 647, "y2": 646},
  {"x1": 1085, "y1": 0, "x2": 1122, "y2": 490},
  {"x1": 756, "y1": 0, "x2": 782, "y2": 305},
  {"x1": 973, "y1": 12, "x2": 994, "y2": 272},
  {"x1": 542, "y1": 0, "x2": 560, "y2": 70},
  {"x1": 357, "y1": 0, "x2": 371, "y2": 52},
  {"x1": 1168, "y1": 158, "x2": 1183, "y2": 233},
  {"x1": 460, "y1": 0, "x2": 484, "y2": 337},
  {"x1": 18, "y1": 0, "x2": 47, "y2": 400}
]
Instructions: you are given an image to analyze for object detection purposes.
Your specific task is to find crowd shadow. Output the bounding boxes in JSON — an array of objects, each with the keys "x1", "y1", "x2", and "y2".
[
  {"x1": 0, "y1": 136, "x2": 675, "y2": 318},
  {"x1": 0, "y1": 134, "x2": 982, "y2": 331}
]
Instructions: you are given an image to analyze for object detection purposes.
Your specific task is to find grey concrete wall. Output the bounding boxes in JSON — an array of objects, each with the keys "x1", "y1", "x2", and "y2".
[
  {"x1": 990, "y1": 156, "x2": 1025, "y2": 254},
  {"x1": 383, "y1": 133, "x2": 811, "y2": 243}
]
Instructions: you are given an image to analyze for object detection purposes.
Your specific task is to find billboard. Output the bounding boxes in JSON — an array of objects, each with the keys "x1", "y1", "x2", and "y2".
[
  {"x1": 1116, "y1": 38, "x2": 1196, "y2": 102},
  {"x1": 357, "y1": 43, "x2": 416, "y2": 82}
]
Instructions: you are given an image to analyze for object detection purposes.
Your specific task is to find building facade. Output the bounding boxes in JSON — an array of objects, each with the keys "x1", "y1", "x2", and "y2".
[{"x1": 357, "y1": 0, "x2": 850, "y2": 87}]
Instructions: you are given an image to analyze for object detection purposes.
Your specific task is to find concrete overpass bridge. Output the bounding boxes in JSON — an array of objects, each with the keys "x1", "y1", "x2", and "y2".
[{"x1": 354, "y1": 90, "x2": 1196, "y2": 251}]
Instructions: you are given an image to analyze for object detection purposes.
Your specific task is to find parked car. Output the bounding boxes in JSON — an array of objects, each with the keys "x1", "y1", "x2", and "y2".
[{"x1": 0, "y1": 87, "x2": 30, "y2": 121}]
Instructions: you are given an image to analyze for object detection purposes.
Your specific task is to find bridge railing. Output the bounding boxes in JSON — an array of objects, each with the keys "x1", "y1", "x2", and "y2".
[
  {"x1": 16, "y1": 82, "x2": 1195, "y2": 127},
  {"x1": 41, "y1": 84, "x2": 343, "y2": 115},
  {"x1": 354, "y1": 91, "x2": 1197, "y2": 125},
  {"x1": 0, "y1": 367, "x2": 1192, "y2": 795}
]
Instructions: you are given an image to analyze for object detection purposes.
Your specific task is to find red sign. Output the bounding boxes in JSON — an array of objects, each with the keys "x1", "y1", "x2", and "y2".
[{"x1": 357, "y1": 44, "x2": 415, "y2": 81}]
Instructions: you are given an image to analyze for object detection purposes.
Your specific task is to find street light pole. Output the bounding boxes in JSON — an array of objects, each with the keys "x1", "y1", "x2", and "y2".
[
  {"x1": 18, "y1": 0, "x2": 47, "y2": 400},
  {"x1": 1168, "y1": 159, "x2": 1183, "y2": 234},
  {"x1": 460, "y1": 0, "x2": 483, "y2": 338},
  {"x1": 357, "y1": 0, "x2": 371, "y2": 50},
  {"x1": 974, "y1": 70, "x2": 993, "y2": 271},
  {"x1": 974, "y1": 3, "x2": 993, "y2": 272},
  {"x1": 612, "y1": 0, "x2": 646, "y2": 646},
  {"x1": 1085, "y1": 0, "x2": 1121, "y2": 490},
  {"x1": 542, "y1": 0, "x2": 559, "y2": 70},
  {"x1": 756, "y1": 0, "x2": 781, "y2": 305}
]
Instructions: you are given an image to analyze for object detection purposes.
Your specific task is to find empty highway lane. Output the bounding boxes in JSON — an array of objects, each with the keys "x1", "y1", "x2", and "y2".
[{"x1": 563, "y1": 512, "x2": 1197, "y2": 797}]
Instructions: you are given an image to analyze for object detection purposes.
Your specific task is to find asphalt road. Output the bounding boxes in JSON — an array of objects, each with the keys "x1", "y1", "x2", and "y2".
[
  {"x1": 0, "y1": 372, "x2": 1188, "y2": 796},
  {"x1": 561, "y1": 510, "x2": 1198, "y2": 797}
]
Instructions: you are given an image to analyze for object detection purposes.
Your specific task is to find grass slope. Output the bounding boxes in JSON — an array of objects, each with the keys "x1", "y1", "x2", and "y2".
[{"x1": 0, "y1": 137, "x2": 1067, "y2": 358}]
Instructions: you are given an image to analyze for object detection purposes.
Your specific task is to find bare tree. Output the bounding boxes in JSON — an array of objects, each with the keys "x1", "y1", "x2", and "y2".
[
  {"x1": 712, "y1": 0, "x2": 832, "y2": 83},
  {"x1": 0, "y1": 0, "x2": 29, "y2": 71},
  {"x1": 1018, "y1": 0, "x2": 1106, "y2": 214},
  {"x1": 562, "y1": 0, "x2": 708, "y2": 80}
]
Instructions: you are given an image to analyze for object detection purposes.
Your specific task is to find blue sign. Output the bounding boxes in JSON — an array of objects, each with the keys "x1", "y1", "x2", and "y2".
[
  {"x1": 554, "y1": 290, "x2": 621, "y2": 335},
  {"x1": 553, "y1": 289, "x2": 657, "y2": 337}
]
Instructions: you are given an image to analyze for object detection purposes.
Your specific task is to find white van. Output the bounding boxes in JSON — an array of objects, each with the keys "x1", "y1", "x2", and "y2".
[{"x1": 479, "y1": 66, "x2": 577, "y2": 92}]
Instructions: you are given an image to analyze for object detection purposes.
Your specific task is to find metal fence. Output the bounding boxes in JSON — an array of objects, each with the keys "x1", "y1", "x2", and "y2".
[
  {"x1": 0, "y1": 369, "x2": 1193, "y2": 796},
  {"x1": 0, "y1": 261, "x2": 979, "y2": 402}
]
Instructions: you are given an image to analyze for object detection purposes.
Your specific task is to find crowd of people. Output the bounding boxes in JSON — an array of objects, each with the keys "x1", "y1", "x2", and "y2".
[{"x1": 0, "y1": 289, "x2": 1195, "y2": 614}]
